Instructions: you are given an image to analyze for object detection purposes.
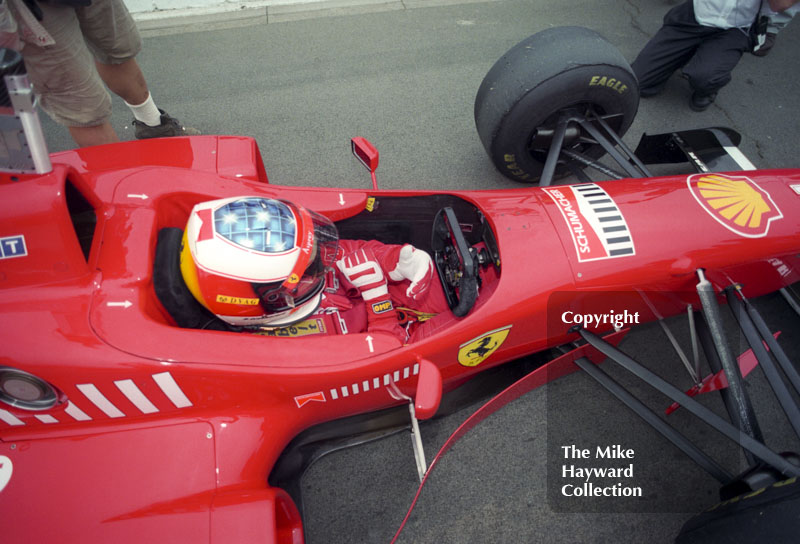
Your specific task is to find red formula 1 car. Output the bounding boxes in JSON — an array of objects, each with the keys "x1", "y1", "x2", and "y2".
[{"x1": 1, "y1": 28, "x2": 799, "y2": 543}]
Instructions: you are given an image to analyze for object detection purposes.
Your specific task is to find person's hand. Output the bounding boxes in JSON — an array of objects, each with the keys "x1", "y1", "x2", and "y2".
[
  {"x1": 768, "y1": 0, "x2": 800, "y2": 12},
  {"x1": 336, "y1": 248, "x2": 388, "y2": 301},
  {"x1": 389, "y1": 244, "x2": 434, "y2": 300}
]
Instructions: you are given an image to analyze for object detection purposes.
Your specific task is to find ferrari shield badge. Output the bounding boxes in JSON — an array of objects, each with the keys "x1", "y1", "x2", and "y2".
[
  {"x1": 458, "y1": 326, "x2": 512, "y2": 367},
  {"x1": 688, "y1": 173, "x2": 783, "y2": 238}
]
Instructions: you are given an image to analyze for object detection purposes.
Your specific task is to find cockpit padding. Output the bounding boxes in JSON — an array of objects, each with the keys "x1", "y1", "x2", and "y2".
[{"x1": 153, "y1": 227, "x2": 231, "y2": 331}]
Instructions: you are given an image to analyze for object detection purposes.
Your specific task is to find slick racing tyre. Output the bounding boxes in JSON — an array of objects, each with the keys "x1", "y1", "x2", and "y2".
[
  {"x1": 675, "y1": 477, "x2": 800, "y2": 544},
  {"x1": 475, "y1": 26, "x2": 639, "y2": 184}
]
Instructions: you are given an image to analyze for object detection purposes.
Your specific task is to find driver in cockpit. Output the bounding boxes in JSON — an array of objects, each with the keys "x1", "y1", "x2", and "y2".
[{"x1": 179, "y1": 196, "x2": 449, "y2": 342}]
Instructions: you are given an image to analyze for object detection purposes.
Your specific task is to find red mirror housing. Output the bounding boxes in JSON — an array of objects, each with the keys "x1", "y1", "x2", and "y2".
[
  {"x1": 351, "y1": 137, "x2": 379, "y2": 173},
  {"x1": 415, "y1": 358, "x2": 442, "y2": 420}
]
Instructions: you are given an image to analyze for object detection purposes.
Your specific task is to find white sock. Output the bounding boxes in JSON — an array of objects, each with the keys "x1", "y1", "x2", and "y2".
[{"x1": 126, "y1": 93, "x2": 162, "y2": 127}]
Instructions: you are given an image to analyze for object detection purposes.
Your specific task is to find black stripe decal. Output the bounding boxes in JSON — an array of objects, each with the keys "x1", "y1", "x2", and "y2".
[{"x1": 609, "y1": 247, "x2": 635, "y2": 256}]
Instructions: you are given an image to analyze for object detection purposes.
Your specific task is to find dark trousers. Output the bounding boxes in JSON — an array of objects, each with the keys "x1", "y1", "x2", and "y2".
[{"x1": 631, "y1": 1, "x2": 751, "y2": 97}]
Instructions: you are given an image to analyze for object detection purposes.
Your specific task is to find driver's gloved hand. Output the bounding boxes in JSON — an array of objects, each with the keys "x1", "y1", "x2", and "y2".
[
  {"x1": 337, "y1": 247, "x2": 389, "y2": 300},
  {"x1": 388, "y1": 244, "x2": 434, "y2": 300},
  {"x1": 337, "y1": 248, "x2": 405, "y2": 340}
]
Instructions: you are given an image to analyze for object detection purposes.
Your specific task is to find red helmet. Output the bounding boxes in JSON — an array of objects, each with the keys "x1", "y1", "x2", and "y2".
[{"x1": 180, "y1": 197, "x2": 339, "y2": 328}]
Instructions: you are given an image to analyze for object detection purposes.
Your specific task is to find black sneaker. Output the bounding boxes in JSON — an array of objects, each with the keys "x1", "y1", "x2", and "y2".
[
  {"x1": 133, "y1": 109, "x2": 201, "y2": 139},
  {"x1": 690, "y1": 91, "x2": 716, "y2": 112},
  {"x1": 752, "y1": 32, "x2": 776, "y2": 57}
]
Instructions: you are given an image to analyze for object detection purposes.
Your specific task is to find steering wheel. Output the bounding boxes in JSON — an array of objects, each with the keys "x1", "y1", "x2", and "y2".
[{"x1": 431, "y1": 207, "x2": 479, "y2": 317}]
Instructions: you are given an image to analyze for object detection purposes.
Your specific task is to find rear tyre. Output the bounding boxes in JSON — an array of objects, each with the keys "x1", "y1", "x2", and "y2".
[
  {"x1": 475, "y1": 26, "x2": 639, "y2": 184},
  {"x1": 675, "y1": 477, "x2": 800, "y2": 543}
]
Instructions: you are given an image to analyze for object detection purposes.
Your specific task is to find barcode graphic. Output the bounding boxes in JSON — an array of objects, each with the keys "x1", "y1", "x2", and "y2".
[{"x1": 572, "y1": 183, "x2": 635, "y2": 259}]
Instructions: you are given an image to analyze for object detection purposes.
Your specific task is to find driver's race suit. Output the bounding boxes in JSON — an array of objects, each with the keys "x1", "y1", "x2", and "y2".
[{"x1": 260, "y1": 239, "x2": 450, "y2": 343}]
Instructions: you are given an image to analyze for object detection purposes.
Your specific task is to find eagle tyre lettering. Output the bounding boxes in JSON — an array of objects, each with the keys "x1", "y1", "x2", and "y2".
[
  {"x1": 475, "y1": 26, "x2": 639, "y2": 184},
  {"x1": 588, "y1": 75, "x2": 630, "y2": 94}
]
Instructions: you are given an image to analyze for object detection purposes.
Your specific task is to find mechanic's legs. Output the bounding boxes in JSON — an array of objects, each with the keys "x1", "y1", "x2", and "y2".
[
  {"x1": 682, "y1": 29, "x2": 748, "y2": 110},
  {"x1": 94, "y1": 57, "x2": 149, "y2": 106},
  {"x1": 80, "y1": 1, "x2": 163, "y2": 129},
  {"x1": 631, "y1": 2, "x2": 704, "y2": 96},
  {"x1": 68, "y1": 122, "x2": 120, "y2": 148},
  {"x1": 95, "y1": 57, "x2": 162, "y2": 125},
  {"x1": 10, "y1": 1, "x2": 119, "y2": 147},
  {"x1": 632, "y1": 37, "x2": 695, "y2": 96},
  {"x1": 682, "y1": 29, "x2": 749, "y2": 96},
  {"x1": 94, "y1": 57, "x2": 199, "y2": 137}
]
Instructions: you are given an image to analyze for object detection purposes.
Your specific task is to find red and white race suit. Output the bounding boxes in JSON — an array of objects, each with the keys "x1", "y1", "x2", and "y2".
[{"x1": 261, "y1": 240, "x2": 449, "y2": 343}]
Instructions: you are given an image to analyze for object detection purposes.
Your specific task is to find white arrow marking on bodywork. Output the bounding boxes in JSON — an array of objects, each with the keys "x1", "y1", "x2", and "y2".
[{"x1": 0, "y1": 456, "x2": 13, "y2": 492}]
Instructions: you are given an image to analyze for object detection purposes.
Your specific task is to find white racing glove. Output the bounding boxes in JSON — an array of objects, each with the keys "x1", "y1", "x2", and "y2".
[
  {"x1": 337, "y1": 247, "x2": 404, "y2": 338},
  {"x1": 336, "y1": 247, "x2": 388, "y2": 301},
  {"x1": 388, "y1": 244, "x2": 434, "y2": 300}
]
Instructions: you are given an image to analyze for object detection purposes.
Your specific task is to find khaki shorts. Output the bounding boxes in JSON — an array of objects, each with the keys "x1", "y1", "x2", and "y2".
[{"x1": 12, "y1": 0, "x2": 142, "y2": 127}]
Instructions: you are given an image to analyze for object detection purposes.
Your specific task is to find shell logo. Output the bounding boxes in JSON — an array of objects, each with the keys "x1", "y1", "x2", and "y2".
[{"x1": 687, "y1": 173, "x2": 783, "y2": 238}]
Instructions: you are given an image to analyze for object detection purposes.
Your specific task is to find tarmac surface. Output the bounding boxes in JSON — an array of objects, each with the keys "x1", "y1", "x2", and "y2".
[{"x1": 39, "y1": 1, "x2": 800, "y2": 543}]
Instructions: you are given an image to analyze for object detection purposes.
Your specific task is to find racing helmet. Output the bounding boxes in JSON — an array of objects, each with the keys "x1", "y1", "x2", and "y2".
[{"x1": 180, "y1": 197, "x2": 339, "y2": 328}]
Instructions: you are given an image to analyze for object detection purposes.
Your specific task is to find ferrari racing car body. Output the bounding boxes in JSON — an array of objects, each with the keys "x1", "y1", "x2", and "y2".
[{"x1": 1, "y1": 132, "x2": 799, "y2": 542}]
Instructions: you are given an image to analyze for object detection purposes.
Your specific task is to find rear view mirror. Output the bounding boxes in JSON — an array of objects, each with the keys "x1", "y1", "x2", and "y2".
[
  {"x1": 351, "y1": 137, "x2": 379, "y2": 173},
  {"x1": 414, "y1": 358, "x2": 442, "y2": 420}
]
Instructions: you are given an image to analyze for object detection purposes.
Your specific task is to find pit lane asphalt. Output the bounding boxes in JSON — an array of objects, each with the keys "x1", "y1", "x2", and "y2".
[{"x1": 41, "y1": 1, "x2": 800, "y2": 542}]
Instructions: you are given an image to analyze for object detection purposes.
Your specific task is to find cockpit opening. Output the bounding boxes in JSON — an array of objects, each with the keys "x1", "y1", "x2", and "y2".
[{"x1": 65, "y1": 180, "x2": 96, "y2": 262}]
